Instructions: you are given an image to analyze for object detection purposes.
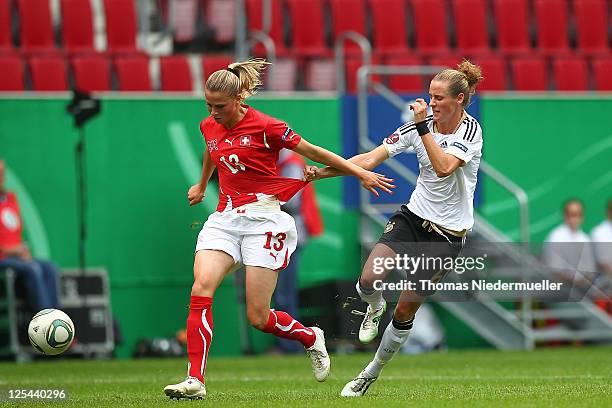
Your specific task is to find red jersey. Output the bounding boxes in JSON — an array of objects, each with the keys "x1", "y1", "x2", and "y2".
[
  {"x1": 200, "y1": 107, "x2": 308, "y2": 212},
  {"x1": 0, "y1": 192, "x2": 23, "y2": 259}
]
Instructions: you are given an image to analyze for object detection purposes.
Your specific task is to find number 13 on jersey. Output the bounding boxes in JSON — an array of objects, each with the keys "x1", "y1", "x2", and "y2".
[{"x1": 220, "y1": 154, "x2": 246, "y2": 174}]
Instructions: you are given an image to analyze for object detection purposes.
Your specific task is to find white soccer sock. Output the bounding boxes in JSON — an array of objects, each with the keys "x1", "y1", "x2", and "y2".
[
  {"x1": 356, "y1": 280, "x2": 384, "y2": 309},
  {"x1": 362, "y1": 320, "x2": 412, "y2": 378}
]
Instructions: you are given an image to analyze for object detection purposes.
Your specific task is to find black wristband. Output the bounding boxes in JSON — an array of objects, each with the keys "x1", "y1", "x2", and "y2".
[{"x1": 415, "y1": 121, "x2": 429, "y2": 136}]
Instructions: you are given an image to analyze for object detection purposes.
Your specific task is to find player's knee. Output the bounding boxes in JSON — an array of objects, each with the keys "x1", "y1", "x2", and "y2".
[
  {"x1": 191, "y1": 279, "x2": 213, "y2": 297},
  {"x1": 247, "y1": 308, "x2": 269, "y2": 331}
]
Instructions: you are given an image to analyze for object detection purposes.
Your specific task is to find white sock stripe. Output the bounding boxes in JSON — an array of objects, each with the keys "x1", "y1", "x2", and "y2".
[
  {"x1": 290, "y1": 328, "x2": 311, "y2": 335},
  {"x1": 201, "y1": 309, "x2": 213, "y2": 339},
  {"x1": 198, "y1": 328, "x2": 207, "y2": 377},
  {"x1": 269, "y1": 309, "x2": 278, "y2": 327},
  {"x1": 275, "y1": 319, "x2": 298, "y2": 332},
  {"x1": 200, "y1": 308, "x2": 213, "y2": 375}
]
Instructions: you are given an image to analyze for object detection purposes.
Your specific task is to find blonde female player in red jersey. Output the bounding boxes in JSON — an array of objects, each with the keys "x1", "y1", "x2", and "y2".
[{"x1": 164, "y1": 59, "x2": 395, "y2": 400}]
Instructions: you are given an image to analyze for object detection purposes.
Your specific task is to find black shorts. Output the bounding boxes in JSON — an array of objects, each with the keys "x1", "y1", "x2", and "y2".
[{"x1": 377, "y1": 206, "x2": 465, "y2": 296}]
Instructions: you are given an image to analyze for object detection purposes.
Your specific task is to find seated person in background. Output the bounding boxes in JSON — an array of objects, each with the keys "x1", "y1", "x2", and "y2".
[
  {"x1": 0, "y1": 159, "x2": 60, "y2": 311},
  {"x1": 542, "y1": 199, "x2": 600, "y2": 299},
  {"x1": 591, "y1": 198, "x2": 612, "y2": 279},
  {"x1": 591, "y1": 199, "x2": 612, "y2": 292}
]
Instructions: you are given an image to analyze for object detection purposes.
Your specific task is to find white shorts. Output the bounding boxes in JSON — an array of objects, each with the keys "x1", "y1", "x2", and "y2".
[{"x1": 195, "y1": 204, "x2": 298, "y2": 270}]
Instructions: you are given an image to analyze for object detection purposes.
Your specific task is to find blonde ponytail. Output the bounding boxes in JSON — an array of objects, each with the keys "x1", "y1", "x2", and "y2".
[{"x1": 205, "y1": 58, "x2": 271, "y2": 100}]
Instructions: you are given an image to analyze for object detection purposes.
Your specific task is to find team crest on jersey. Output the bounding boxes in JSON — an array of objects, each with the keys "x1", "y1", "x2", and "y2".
[
  {"x1": 240, "y1": 135, "x2": 252, "y2": 146},
  {"x1": 384, "y1": 134, "x2": 400, "y2": 144},
  {"x1": 384, "y1": 221, "x2": 395, "y2": 234},
  {"x1": 281, "y1": 127, "x2": 295, "y2": 141},
  {"x1": 206, "y1": 139, "x2": 218, "y2": 151}
]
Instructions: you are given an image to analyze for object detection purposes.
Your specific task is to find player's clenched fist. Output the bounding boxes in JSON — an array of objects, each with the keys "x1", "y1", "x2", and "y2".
[
  {"x1": 409, "y1": 98, "x2": 428, "y2": 123},
  {"x1": 187, "y1": 184, "x2": 205, "y2": 206},
  {"x1": 303, "y1": 165, "x2": 320, "y2": 181}
]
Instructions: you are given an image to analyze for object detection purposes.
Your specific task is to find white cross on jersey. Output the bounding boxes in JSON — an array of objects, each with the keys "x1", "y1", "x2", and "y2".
[{"x1": 240, "y1": 135, "x2": 251, "y2": 146}]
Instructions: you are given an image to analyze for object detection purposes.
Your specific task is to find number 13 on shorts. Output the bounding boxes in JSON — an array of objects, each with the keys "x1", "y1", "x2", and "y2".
[{"x1": 263, "y1": 232, "x2": 286, "y2": 260}]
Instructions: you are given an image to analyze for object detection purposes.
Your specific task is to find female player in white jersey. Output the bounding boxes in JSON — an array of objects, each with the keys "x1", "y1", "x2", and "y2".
[
  {"x1": 164, "y1": 59, "x2": 394, "y2": 400},
  {"x1": 306, "y1": 60, "x2": 484, "y2": 396}
]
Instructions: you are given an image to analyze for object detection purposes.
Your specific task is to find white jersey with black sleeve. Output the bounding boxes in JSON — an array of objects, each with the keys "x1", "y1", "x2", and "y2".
[{"x1": 382, "y1": 113, "x2": 483, "y2": 231}]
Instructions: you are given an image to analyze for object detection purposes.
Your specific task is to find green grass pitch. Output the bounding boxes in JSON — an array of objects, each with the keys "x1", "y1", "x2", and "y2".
[{"x1": 1, "y1": 347, "x2": 611, "y2": 407}]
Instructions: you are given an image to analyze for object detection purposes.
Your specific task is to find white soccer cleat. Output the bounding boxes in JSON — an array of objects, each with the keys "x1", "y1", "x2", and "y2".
[
  {"x1": 359, "y1": 300, "x2": 387, "y2": 343},
  {"x1": 164, "y1": 377, "x2": 206, "y2": 400},
  {"x1": 340, "y1": 370, "x2": 378, "y2": 397},
  {"x1": 305, "y1": 327, "x2": 330, "y2": 382}
]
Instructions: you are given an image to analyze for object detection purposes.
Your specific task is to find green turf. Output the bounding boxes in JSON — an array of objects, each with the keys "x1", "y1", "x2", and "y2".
[{"x1": 0, "y1": 347, "x2": 611, "y2": 407}]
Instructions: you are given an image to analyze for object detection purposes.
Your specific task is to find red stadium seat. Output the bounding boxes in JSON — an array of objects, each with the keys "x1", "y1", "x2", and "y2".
[
  {"x1": 552, "y1": 57, "x2": 589, "y2": 90},
  {"x1": 411, "y1": 0, "x2": 451, "y2": 55},
  {"x1": 114, "y1": 56, "x2": 152, "y2": 91},
  {"x1": 0, "y1": 0, "x2": 14, "y2": 54},
  {"x1": 428, "y1": 55, "x2": 463, "y2": 70},
  {"x1": 60, "y1": 0, "x2": 95, "y2": 55},
  {"x1": 246, "y1": 0, "x2": 287, "y2": 55},
  {"x1": 367, "y1": 0, "x2": 409, "y2": 56},
  {"x1": 29, "y1": 56, "x2": 68, "y2": 91},
  {"x1": 16, "y1": 0, "x2": 56, "y2": 54},
  {"x1": 286, "y1": 0, "x2": 330, "y2": 57},
  {"x1": 511, "y1": 57, "x2": 548, "y2": 91},
  {"x1": 265, "y1": 58, "x2": 297, "y2": 91},
  {"x1": 201, "y1": 54, "x2": 233, "y2": 81},
  {"x1": 71, "y1": 56, "x2": 112, "y2": 92},
  {"x1": 330, "y1": 0, "x2": 368, "y2": 54},
  {"x1": 345, "y1": 56, "x2": 382, "y2": 93},
  {"x1": 204, "y1": 0, "x2": 236, "y2": 45},
  {"x1": 425, "y1": 55, "x2": 465, "y2": 89},
  {"x1": 0, "y1": 56, "x2": 24, "y2": 91},
  {"x1": 103, "y1": 0, "x2": 139, "y2": 54},
  {"x1": 471, "y1": 56, "x2": 507, "y2": 91},
  {"x1": 160, "y1": 56, "x2": 193, "y2": 91},
  {"x1": 305, "y1": 59, "x2": 336, "y2": 91},
  {"x1": 493, "y1": 0, "x2": 531, "y2": 55},
  {"x1": 451, "y1": 0, "x2": 490, "y2": 54},
  {"x1": 534, "y1": 0, "x2": 570, "y2": 55},
  {"x1": 574, "y1": 0, "x2": 609, "y2": 55},
  {"x1": 386, "y1": 55, "x2": 425, "y2": 93},
  {"x1": 592, "y1": 58, "x2": 612, "y2": 90},
  {"x1": 170, "y1": 0, "x2": 198, "y2": 44}
]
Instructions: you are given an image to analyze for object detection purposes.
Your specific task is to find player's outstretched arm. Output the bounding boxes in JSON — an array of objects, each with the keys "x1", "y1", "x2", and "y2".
[
  {"x1": 293, "y1": 139, "x2": 395, "y2": 196},
  {"x1": 188, "y1": 148, "x2": 216, "y2": 206},
  {"x1": 304, "y1": 145, "x2": 390, "y2": 181}
]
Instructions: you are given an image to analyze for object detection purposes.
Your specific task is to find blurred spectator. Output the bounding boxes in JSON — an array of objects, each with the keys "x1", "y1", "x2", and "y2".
[
  {"x1": 591, "y1": 199, "x2": 612, "y2": 279},
  {"x1": 542, "y1": 199, "x2": 599, "y2": 298},
  {"x1": 0, "y1": 159, "x2": 60, "y2": 312},
  {"x1": 272, "y1": 150, "x2": 323, "y2": 354}
]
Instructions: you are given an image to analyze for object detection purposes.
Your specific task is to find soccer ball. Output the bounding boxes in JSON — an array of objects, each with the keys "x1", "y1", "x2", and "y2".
[{"x1": 28, "y1": 309, "x2": 75, "y2": 355}]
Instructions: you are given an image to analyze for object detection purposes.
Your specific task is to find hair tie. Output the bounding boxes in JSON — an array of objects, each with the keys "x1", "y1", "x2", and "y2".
[{"x1": 226, "y1": 67, "x2": 240, "y2": 77}]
